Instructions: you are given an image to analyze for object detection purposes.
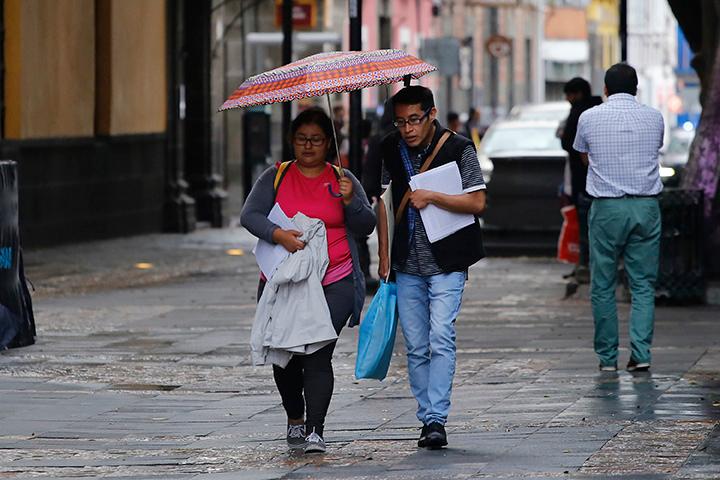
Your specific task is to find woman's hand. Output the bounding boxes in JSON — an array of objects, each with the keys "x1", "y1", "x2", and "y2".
[
  {"x1": 339, "y1": 177, "x2": 354, "y2": 206},
  {"x1": 272, "y1": 228, "x2": 305, "y2": 253}
]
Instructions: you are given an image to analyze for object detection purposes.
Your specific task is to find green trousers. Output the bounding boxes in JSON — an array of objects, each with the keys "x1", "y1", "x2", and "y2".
[{"x1": 588, "y1": 197, "x2": 661, "y2": 367}]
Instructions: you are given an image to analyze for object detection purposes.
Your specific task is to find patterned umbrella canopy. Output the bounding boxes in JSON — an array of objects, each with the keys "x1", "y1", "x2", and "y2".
[{"x1": 219, "y1": 49, "x2": 436, "y2": 111}]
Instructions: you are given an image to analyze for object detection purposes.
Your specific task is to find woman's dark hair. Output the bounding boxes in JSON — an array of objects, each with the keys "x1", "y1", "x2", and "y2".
[
  {"x1": 392, "y1": 85, "x2": 435, "y2": 111},
  {"x1": 604, "y1": 63, "x2": 638, "y2": 96},
  {"x1": 288, "y1": 107, "x2": 336, "y2": 159},
  {"x1": 563, "y1": 77, "x2": 591, "y2": 97}
]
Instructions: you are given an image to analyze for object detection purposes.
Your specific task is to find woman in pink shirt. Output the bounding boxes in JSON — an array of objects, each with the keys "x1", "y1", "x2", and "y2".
[{"x1": 241, "y1": 107, "x2": 375, "y2": 453}]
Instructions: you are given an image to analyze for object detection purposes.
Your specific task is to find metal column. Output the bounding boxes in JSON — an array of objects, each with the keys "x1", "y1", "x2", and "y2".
[{"x1": 349, "y1": 0, "x2": 363, "y2": 177}]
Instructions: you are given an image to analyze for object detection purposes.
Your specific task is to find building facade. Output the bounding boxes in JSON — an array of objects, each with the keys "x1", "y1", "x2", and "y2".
[
  {"x1": 586, "y1": 0, "x2": 620, "y2": 91},
  {"x1": 3, "y1": 0, "x2": 589, "y2": 246},
  {"x1": 543, "y1": 6, "x2": 591, "y2": 99},
  {"x1": 2, "y1": 0, "x2": 228, "y2": 247},
  {"x1": 627, "y1": 0, "x2": 678, "y2": 132}
]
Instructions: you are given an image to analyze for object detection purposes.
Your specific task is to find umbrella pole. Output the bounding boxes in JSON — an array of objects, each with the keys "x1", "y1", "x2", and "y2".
[{"x1": 326, "y1": 93, "x2": 345, "y2": 178}]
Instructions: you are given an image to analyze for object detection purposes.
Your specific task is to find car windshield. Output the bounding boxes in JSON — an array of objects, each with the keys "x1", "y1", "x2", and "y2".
[{"x1": 482, "y1": 127, "x2": 562, "y2": 153}]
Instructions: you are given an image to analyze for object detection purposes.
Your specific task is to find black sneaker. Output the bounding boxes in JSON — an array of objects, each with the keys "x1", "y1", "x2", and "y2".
[
  {"x1": 425, "y1": 422, "x2": 448, "y2": 449},
  {"x1": 417, "y1": 424, "x2": 430, "y2": 448},
  {"x1": 286, "y1": 423, "x2": 306, "y2": 449},
  {"x1": 626, "y1": 358, "x2": 650, "y2": 372}
]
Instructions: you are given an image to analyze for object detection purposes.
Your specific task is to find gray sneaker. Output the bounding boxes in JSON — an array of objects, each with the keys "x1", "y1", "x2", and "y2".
[
  {"x1": 304, "y1": 429, "x2": 326, "y2": 454},
  {"x1": 286, "y1": 423, "x2": 306, "y2": 449}
]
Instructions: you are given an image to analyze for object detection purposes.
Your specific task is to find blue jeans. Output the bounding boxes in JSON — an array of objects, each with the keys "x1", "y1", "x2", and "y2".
[{"x1": 396, "y1": 271, "x2": 466, "y2": 425}]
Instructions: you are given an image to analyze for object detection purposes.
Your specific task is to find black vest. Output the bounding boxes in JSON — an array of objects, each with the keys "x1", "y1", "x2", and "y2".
[{"x1": 381, "y1": 125, "x2": 485, "y2": 272}]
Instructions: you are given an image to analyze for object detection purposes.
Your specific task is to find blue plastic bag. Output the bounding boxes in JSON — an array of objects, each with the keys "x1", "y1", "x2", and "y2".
[{"x1": 355, "y1": 280, "x2": 398, "y2": 380}]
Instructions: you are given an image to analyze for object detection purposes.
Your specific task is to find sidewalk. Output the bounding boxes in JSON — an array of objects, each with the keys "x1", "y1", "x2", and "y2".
[{"x1": 1, "y1": 227, "x2": 719, "y2": 479}]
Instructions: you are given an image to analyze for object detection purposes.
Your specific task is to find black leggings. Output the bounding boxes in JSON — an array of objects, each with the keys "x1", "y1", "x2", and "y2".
[{"x1": 258, "y1": 274, "x2": 354, "y2": 437}]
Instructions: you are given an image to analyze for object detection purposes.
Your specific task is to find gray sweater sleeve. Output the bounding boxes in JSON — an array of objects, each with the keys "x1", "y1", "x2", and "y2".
[
  {"x1": 240, "y1": 166, "x2": 280, "y2": 244},
  {"x1": 342, "y1": 169, "x2": 376, "y2": 236}
]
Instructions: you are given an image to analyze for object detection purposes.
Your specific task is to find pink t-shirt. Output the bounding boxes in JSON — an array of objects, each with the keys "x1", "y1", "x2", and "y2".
[{"x1": 275, "y1": 163, "x2": 353, "y2": 285}]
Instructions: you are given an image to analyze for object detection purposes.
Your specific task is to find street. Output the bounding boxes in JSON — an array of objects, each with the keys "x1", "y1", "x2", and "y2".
[{"x1": 0, "y1": 227, "x2": 718, "y2": 479}]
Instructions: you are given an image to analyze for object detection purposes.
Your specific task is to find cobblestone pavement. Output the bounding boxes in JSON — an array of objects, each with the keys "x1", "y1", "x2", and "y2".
[{"x1": 1, "y1": 228, "x2": 719, "y2": 479}]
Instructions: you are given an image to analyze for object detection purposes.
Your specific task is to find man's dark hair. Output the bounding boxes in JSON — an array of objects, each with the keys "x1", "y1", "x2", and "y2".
[
  {"x1": 392, "y1": 85, "x2": 435, "y2": 111},
  {"x1": 563, "y1": 77, "x2": 591, "y2": 97},
  {"x1": 604, "y1": 63, "x2": 638, "y2": 96},
  {"x1": 447, "y1": 111, "x2": 460, "y2": 124}
]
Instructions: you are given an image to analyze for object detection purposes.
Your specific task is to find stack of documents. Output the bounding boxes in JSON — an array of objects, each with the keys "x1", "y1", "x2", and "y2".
[
  {"x1": 253, "y1": 203, "x2": 297, "y2": 279},
  {"x1": 409, "y1": 162, "x2": 474, "y2": 243}
]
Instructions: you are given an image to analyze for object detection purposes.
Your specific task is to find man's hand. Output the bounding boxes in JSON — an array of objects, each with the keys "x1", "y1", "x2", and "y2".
[
  {"x1": 272, "y1": 228, "x2": 305, "y2": 253},
  {"x1": 410, "y1": 189, "x2": 486, "y2": 215},
  {"x1": 339, "y1": 177, "x2": 354, "y2": 206},
  {"x1": 410, "y1": 189, "x2": 435, "y2": 209},
  {"x1": 378, "y1": 253, "x2": 390, "y2": 281}
]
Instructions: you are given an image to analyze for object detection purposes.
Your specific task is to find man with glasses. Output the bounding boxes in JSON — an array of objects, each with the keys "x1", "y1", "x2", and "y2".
[{"x1": 376, "y1": 86, "x2": 486, "y2": 449}]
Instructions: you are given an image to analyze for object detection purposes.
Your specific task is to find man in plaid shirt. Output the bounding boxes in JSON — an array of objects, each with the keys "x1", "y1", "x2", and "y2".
[{"x1": 573, "y1": 63, "x2": 664, "y2": 373}]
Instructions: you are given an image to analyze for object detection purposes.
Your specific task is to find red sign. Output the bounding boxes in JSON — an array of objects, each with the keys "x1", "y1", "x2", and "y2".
[
  {"x1": 275, "y1": 1, "x2": 317, "y2": 30},
  {"x1": 486, "y1": 35, "x2": 512, "y2": 58}
]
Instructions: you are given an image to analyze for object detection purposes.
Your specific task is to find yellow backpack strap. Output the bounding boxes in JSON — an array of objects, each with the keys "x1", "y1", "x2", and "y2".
[{"x1": 273, "y1": 161, "x2": 294, "y2": 191}]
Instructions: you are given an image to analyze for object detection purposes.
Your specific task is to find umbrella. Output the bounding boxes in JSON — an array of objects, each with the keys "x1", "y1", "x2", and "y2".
[
  {"x1": 219, "y1": 49, "x2": 437, "y2": 196},
  {"x1": 219, "y1": 49, "x2": 436, "y2": 110}
]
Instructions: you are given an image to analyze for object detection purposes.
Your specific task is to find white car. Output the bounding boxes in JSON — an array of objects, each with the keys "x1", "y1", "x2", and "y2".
[
  {"x1": 659, "y1": 127, "x2": 695, "y2": 186},
  {"x1": 507, "y1": 102, "x2": 570, "y2": 123},
  {"x1": 478, "y1": 119, "x2": 568, "y2": 183}
]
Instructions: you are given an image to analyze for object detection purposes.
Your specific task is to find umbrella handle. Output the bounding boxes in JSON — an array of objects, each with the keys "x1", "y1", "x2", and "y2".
[{"x1": 327, "y1": 184, "x2": 343, "y2": 198}]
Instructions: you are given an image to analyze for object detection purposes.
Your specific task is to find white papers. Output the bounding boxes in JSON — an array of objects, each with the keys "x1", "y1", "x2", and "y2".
[
  {"x1": 409, "y1": 162, "x2": 474, "y2": 243},
  {"x1": 253, "y1": 203, "x2": 297, "y2": 279}
]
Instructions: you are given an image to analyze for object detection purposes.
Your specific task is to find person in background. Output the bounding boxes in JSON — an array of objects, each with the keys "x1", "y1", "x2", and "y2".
[
  {"x1": 363, "y1": 100, "x2": 395, "y2": 205},
  {"x1": 361, "y1": 100, "x2": 395, "y2": 292},
  {"x1": 355, "y1": 117, "x2": 379, "y2": 293},
  {"x1": 561, "y1": 77, "x2": 603, "y2": 283},
  {"x1": 447, "y1": 111, "x2": 462, "y2": 133},
  {"x1": 573, "y1": 63, "x2": 664, "y2": 373},
  {"x1": 464, "y1": 107, "x2": 486, "y2": 150},
  {"x1": 240, "y1": 107, "x2": 375, "y2": 453},
  {"x1": 332, "y1": 104, "x2": 349, "y2": 168}
]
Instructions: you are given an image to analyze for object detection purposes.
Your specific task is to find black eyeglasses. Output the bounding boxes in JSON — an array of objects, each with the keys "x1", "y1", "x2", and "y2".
[
  {"x1": 294, "y1": 134, "x2": 327, "y2": 147},
  {"x1": 393, "y1": 108, "x2": 432, "y2": 129}
]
